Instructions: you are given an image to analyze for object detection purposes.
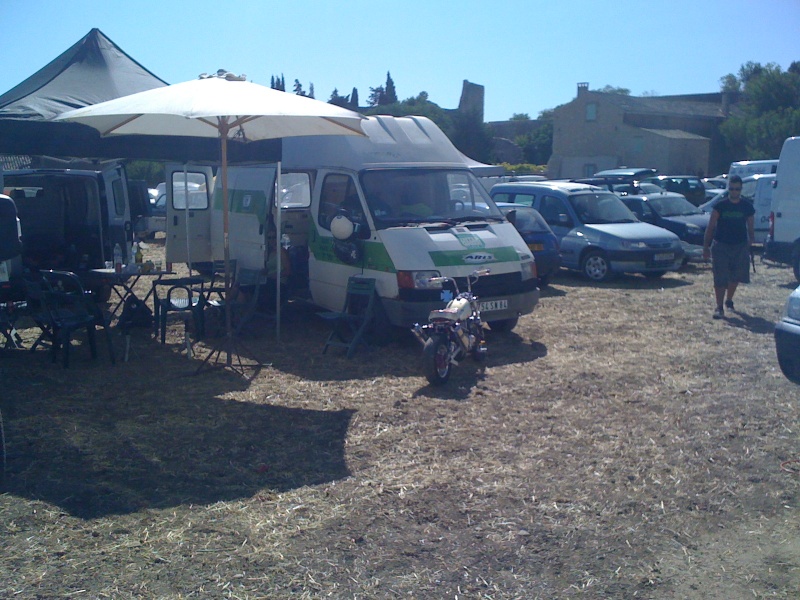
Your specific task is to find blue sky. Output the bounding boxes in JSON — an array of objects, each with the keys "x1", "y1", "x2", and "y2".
[{"x1": 2, "y1": 0, "x2": 798, "y2": 122}]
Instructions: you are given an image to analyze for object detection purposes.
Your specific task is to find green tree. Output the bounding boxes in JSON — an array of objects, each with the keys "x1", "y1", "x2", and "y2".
[
  {"x1": 270, "y1": 74, "x2": 285, "y2": 91},
  {"x1": 592, "y1": 85, "x2": 631, "y2": 95},
  {"x1": 510, "y1": 113, "x2": 530, "y2": 121},
  {"x1": 328, "y1": 88, "x2": 350, "y2": 108},
  {"x1": 720, "y1": 61, "x2": 800, "y2": 159},
  {"x1": 514, "y1": 122, "x2": 553, "y2": 165},
  {"x1": 384, "y1": 72, "x2": 398, "y2": 104},
  {"x1": 367, "y1": 85, "x2": 385, "y2": 107},
  {"x1": 350, "y1": 87, "x2": 359, "y2": 110}
]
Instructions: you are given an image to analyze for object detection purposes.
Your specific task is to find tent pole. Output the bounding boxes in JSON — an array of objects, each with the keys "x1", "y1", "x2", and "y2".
[{"x1": 183, "y1": 164, "x2": 192, "y2": 276}]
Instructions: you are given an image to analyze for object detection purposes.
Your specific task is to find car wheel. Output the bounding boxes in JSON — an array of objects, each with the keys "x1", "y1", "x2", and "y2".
[
  {"x1": 793, "y1": 251, "x2": 800, "y2": 282},
  {"x1": 644, "y1": 271, "x2": 666, "y2": 279},
  {"x1": 582, "y1": 250, "x2": 612, "y2": 282},
  {"x1": 778, "y1": 351, "x2": 800, "y2": 385},
  {"x1": 488, "y1": 316, "x2": 518, "y2": 333}
]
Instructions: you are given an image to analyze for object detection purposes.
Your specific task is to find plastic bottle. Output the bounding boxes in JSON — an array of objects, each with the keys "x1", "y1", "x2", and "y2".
[
  {"x1": 113, "y1": 243, "x2": 123, "y2": 274},
  {"x1": 134, "y1": 242, "x2": 143, "y2": 264}
]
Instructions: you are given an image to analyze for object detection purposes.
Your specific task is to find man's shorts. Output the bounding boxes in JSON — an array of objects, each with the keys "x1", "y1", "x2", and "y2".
[{"x1": 711, "y1": 241, "x2": 750, "y2": 287}]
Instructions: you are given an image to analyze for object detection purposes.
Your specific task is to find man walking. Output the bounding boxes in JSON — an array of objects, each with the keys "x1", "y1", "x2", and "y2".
[{"x1": 702, "y1": 175, "x2": 755, "y2": 319}]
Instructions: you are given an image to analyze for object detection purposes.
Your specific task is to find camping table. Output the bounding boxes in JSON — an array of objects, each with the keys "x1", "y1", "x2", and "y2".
[{"x1": 88, "y1": 268, "x2": 176, "y2": 317}]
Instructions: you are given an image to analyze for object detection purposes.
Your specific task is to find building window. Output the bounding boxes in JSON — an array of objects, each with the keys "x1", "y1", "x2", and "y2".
[{"x1": 585, "y1": 103, "x2": 597, "y2": 121}]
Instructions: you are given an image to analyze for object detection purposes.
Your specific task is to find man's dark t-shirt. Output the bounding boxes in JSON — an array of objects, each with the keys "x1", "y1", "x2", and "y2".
[{"x1": 713, "y1": 199, "x2": 755, "y2": 245}]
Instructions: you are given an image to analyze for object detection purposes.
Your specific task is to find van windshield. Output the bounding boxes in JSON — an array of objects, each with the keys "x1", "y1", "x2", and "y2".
[{"x1": 360, "y1": 168, "x2": 503, "y2": 229}]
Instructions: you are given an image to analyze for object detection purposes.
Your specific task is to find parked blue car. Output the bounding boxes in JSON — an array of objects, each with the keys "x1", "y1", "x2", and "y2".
[
  {"x1": 490, "y1": 181, "x2": 684, "y2": 281},
  {"x1": 617, "y1": 188, "x2": 709, "y2": 263},
  {"x1": 495, "y1": 203, "x2": 561, "y2": 287}
]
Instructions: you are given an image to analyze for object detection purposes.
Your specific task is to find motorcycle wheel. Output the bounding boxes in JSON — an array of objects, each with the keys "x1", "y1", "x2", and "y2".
[{"x1": 422, "y1": 334, "x2": 452, "y2": 385}]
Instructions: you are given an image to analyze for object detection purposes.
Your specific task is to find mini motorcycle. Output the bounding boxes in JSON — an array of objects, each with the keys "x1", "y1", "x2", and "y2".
[{"x1": 412, "y1": 269, "x2": 490, "y2": 385}]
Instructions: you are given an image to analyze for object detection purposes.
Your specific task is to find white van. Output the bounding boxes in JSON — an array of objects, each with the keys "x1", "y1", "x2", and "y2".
[
  {"x1": 728, "y1": 159, "x2": 778, "y2": 180},
  {"x1": 766, "y1": 137, "x2": 800, "y2": 280},
  {"x1": 166, "y1": 116, "x2": 539, "y2": 331}
]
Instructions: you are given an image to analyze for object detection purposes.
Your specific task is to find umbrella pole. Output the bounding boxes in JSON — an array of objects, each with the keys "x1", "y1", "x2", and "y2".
[{"x1": 221, "y1": 128, "x2": 233, "y2": 368}]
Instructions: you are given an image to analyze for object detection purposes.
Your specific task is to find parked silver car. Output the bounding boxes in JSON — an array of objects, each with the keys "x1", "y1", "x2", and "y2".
[{"x1": 490, "y1": 181, "x2": 684, "y2": 281}]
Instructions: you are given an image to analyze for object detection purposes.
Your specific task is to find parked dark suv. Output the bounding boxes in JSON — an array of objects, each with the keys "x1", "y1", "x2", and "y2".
[{"x1": 641, "y1": 175, "x2": 706, "y2": 207}]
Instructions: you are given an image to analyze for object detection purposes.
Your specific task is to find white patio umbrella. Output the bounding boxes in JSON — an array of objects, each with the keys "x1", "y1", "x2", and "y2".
[{"x1": 56, "y1": 70, "x2": 365, "y2": 368}]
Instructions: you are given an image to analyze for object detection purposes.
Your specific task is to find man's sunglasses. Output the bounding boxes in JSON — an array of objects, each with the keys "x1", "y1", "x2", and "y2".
[{"x1": 729, "y1": 186, "x2": 742, "y2": 191}]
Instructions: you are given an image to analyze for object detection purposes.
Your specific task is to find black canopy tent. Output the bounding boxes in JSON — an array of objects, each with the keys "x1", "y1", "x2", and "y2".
[{"x1": 0, "y1": 28, "x2": 280, "y2": 163}]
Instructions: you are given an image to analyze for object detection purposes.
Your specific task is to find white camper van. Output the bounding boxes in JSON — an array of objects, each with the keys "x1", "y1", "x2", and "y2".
[
  {"x1": 166, "y1": 116, "x2": 539, "y2": 331},
  {"x1": 766, "y1": 137, "x2": 800, "y2": 280},
  {"x1": 728, "y1": 159, "x2": 778, "y2": 180}
]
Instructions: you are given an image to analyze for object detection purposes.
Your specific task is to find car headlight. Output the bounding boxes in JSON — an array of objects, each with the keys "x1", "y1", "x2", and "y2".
[
  {"x1": 620, "y1": 240, "x2": 647, "y2": 249},
  {"x1": 685, "y1": 223, "x2": 702, "y2": 233},
  {"x1": 397, "y1": 270, "x2": 442, "y2": 289},
  {"x1": 784, "y1": 292, "x2": 800, "y2": 321}
]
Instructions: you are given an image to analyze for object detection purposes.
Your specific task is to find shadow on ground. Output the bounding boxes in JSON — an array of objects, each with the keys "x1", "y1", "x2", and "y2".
[{"x1": 0, "y1": 345, "x2": 354, "y2": 519}]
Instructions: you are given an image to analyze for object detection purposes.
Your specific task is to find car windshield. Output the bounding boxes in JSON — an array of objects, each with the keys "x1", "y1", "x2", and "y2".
[
  {"x1": 648, "y1": 195, "x2": 702, "y2": 217},
  {"x1": 360, "y1": 168, "x2": 503, "y2": 229},
  {"x1": 568, "y1": 192, "x2": 638, "y2": 224}
]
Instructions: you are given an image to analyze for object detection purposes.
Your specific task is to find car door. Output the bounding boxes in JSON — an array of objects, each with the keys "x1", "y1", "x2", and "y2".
[{"x1": 535, "y1": 194, "x2": 578, "y2": 267}]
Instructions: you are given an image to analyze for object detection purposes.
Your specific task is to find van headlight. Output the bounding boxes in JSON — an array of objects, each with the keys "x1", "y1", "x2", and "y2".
[
  {"x1": 520, "y1": 259, "x2": 537, "y2": 281},
  {"x1": 397, "y1": 270, "x2": 442, "y2": 289}
]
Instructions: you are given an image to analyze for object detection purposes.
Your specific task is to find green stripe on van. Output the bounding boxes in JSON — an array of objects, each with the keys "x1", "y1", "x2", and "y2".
[
  {"x1": 429, "y1": 246, "x2": 519, "y2": 266},
  {"x1": 309, "y1": 227, "x2": 396, "y2": 272},
  {"x1": 213, "y1": 188, "x2": 269, "y2": 226}
]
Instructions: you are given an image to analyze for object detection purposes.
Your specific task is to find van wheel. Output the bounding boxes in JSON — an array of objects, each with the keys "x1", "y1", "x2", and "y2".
[{"x1": 582, "y1": 250, "x2": 612, "y2": 281}]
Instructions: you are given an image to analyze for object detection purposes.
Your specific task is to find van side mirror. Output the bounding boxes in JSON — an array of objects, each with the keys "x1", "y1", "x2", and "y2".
[
  {"x1": 505, "y1": 209, "x2": 517, "y2": 226},
  {"x1": 331, "y1": 214, "x2": 356, "y2": 240}
]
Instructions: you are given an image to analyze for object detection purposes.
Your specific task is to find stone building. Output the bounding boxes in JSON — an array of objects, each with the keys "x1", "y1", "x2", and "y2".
[{"x1": 547, "y1": 83, "x2": 737, "y2": 179}]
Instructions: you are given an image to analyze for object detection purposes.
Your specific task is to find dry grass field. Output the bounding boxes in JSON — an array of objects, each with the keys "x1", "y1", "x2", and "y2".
[{"x1": 1, "y1": 238, "x2": 799, "y2": 599}]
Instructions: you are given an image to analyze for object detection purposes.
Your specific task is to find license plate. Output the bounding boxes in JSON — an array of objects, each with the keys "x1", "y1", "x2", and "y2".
[
  {"x1": 654, "y1": 253, "x2": 674, "y2": 261},
  {"x1": 479, "y1": 299, "x2": 508, "y2": 312}
]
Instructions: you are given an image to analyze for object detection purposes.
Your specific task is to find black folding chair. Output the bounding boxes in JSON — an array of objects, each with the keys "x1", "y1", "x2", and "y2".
[
  {"x1": 40, "y1": 270, "x2": 116, "y2": 368},
  {"x1": 319, "y1": 276, "x2": 377, "y2": 358}
]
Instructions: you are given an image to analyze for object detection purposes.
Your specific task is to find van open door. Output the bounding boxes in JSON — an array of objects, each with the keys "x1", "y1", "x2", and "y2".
[
  {"x1": 101, "y1": 164, "x2": 132, "y2": 262},
  {"x1": 214, "y1": 165, "x2": 278, "y2": 270},
  {"x1": 165, "y1": 164, "x2": 215, "y2": 265}
]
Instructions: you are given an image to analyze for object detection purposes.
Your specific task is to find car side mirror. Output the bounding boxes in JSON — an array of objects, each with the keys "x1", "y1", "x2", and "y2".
[
  {"x1": 505, "y1": 209, "x2": 517, "y2": 226},
  {"x1": 558, "y1": 213, "x2": 571, "y2": 225}
]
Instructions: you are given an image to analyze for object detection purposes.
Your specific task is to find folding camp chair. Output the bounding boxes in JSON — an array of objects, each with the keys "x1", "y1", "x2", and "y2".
[{"x1": 319, "y1": 276, "x2": 376, "y2": 358}]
